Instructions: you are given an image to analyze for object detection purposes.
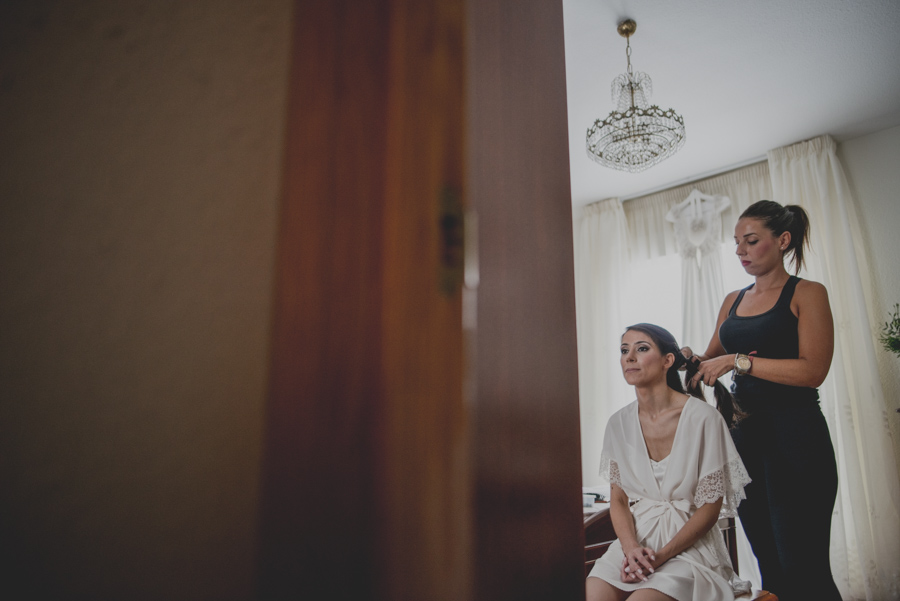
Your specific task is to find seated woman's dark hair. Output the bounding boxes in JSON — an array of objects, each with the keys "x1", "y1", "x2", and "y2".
[
  {"x1": 740, "y1": 200, "x2": 810, "y2": 275},
  {"x1": 624, "y1": 323, "x2": 744, "y2": 427}
]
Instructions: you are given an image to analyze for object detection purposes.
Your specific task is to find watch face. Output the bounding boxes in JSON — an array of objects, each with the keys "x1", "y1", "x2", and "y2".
[{"x1": 737, "y1": 356, "x2": 751, "y2": 372}]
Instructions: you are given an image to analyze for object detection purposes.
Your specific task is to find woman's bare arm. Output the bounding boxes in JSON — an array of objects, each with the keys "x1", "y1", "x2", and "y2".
[
  {"x1": 609, "y1": 483, "x2": 655, "y2": 581},
  {"x1": 609, "y1": 484, "x2": 639, "y2": 552}
]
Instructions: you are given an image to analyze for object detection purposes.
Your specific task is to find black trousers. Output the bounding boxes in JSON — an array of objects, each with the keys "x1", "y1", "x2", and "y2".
[{"x1": 730, "y1": 400, "x2": 842, "y2": 601}]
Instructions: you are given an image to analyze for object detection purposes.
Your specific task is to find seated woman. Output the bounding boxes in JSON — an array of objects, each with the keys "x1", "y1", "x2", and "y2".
[{"x1": 586, "y1": 323, "x2": 750, "y2": 601}]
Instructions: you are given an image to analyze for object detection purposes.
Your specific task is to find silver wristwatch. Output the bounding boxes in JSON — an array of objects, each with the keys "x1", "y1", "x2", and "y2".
[{"x1": 734, "y1": 353, "x2": 752, "y2": 376}]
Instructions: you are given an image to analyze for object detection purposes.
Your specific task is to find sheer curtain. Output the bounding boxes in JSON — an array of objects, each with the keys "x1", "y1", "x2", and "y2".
[
  {"x1": 622, "y1": 161, "x2": 772, "y2": 261},
  {"x1": 574, "y1": 198, "x2": 631, "y2": 488},
  {"x1": 768, "y1": 135, "x2": 900, "y2": 601}
]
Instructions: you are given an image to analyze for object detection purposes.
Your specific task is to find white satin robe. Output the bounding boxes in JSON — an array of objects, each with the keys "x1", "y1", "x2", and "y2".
[{"x1": 588, "y1": 397, "x2": 752, "y2": 601}]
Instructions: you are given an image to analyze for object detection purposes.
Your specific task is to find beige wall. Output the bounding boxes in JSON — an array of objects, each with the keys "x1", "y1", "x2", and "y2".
[
  {"x1": 0, "y1": 1, "x2": 292, "y2": 598},
  {"x1": 839, "y1": 124, "x2": 900, "y2": 474}
]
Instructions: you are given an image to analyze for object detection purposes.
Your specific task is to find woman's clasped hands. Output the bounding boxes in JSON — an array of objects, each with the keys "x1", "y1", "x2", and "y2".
[{"x1": 619, "y1": 545, "x2": 658, "y2": 583}]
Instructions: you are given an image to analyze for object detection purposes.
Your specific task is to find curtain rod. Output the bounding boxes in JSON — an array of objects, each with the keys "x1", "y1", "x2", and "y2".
[{"x1": 620, "y1": 155, "x2": 767, "y2": 202}]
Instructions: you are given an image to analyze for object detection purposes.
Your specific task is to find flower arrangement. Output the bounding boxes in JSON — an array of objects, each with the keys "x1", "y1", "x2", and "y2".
[{"x1": 880, "y1": 303, "x2": 900, "y2": 357}]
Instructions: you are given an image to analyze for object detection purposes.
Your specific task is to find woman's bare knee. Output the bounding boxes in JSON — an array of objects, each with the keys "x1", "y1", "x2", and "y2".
[
  {"x1": 585, "y1": 576, "x2": 628, "y2": 601},
  {"x1": 627, "y1": 588, "x2": 676, "y2": 601}
]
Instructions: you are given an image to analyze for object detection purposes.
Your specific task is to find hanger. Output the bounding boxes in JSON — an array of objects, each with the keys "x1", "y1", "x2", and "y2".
[
  {"x1": 666, "y1": 188, "x2": 731, "y2": 221},
  {"x1": 677, "y1": 188, "x2": 716, "y2": 207}
]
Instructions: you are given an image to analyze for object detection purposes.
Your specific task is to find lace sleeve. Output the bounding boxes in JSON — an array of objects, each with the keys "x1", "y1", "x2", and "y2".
[
  {"x1": 599, "y1": 456, "x2": 622, "y2": 489},
  {"x1": 694, "y1": 456, "x2": 751, "y2": 517}
]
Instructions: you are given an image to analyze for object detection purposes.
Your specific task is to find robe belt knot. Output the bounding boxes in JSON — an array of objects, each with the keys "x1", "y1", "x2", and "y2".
[{"x1": 633, "y1": 498, "x2": 692, "y2": 522}]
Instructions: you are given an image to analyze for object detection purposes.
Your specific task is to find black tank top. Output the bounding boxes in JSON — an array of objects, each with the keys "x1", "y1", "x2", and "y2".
[{"x1": 718, "y1": 275, "x2": 819, "y2": 407}]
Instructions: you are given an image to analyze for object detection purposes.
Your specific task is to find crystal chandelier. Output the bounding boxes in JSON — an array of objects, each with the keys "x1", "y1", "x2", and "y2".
[{"x1": 586, "y1": 19, "x2": 685, "y2": 173}]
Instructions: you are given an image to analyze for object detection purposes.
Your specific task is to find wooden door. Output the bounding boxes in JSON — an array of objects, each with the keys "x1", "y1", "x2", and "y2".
[
  {"x1": 468, "y1": 2, "x2": 585, "y2": 600},
  {"x1": 258, "y1": 1, "x2": 468, "y2": 599},
  {"x1": 258, "y1": 1, "x2": 582, "y2": 600}
]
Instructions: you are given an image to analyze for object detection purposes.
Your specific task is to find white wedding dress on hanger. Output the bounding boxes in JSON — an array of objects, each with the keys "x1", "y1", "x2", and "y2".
[{"x1": 666, "y1": 189, "x2": 731, "y2": 349}]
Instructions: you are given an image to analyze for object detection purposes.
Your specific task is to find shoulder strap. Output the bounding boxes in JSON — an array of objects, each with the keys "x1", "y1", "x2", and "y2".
[
  {"x1": 727, "y1": 284, "x2": 753, "y2": 317},
  {"x1": 777, "y1": 275, "x2": 802, "y2": 307}
]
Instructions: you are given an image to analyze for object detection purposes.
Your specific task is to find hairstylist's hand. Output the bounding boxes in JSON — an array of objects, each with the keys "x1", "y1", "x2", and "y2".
[{"x1": 690, "y1": 355, "x2": 735, "y2": 387}]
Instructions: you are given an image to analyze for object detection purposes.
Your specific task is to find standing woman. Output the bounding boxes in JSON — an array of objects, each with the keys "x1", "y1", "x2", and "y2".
[{"x1": 683, "y1": 200, "x2": 842, "y2": 601}]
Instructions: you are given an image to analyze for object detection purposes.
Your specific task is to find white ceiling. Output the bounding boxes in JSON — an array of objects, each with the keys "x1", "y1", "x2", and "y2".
[{"x1": 563, "y1": 0, "x2": 900, "y2": 208}]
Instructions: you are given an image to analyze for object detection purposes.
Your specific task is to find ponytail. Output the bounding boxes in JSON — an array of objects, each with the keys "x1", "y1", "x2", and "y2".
[{"x1": 783, "y1": 204, "x2": 810, "y2": 274}]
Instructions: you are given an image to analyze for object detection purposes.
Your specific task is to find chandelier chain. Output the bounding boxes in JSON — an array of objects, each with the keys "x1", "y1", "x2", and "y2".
[{"x1": 625, "y1": 37, "x2": 633, "y2": 80}]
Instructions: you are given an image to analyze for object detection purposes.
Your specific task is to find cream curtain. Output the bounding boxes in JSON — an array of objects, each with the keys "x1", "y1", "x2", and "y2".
[
  {"x1": 622, "y1": 162, "x2": 773, "y2": 261},
  {"x1": 574, "y1": 198, "x2": 632, "y2": 488},
  {"x1": 768, "y1": 135, "x2": 900, "y2": 601}
]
